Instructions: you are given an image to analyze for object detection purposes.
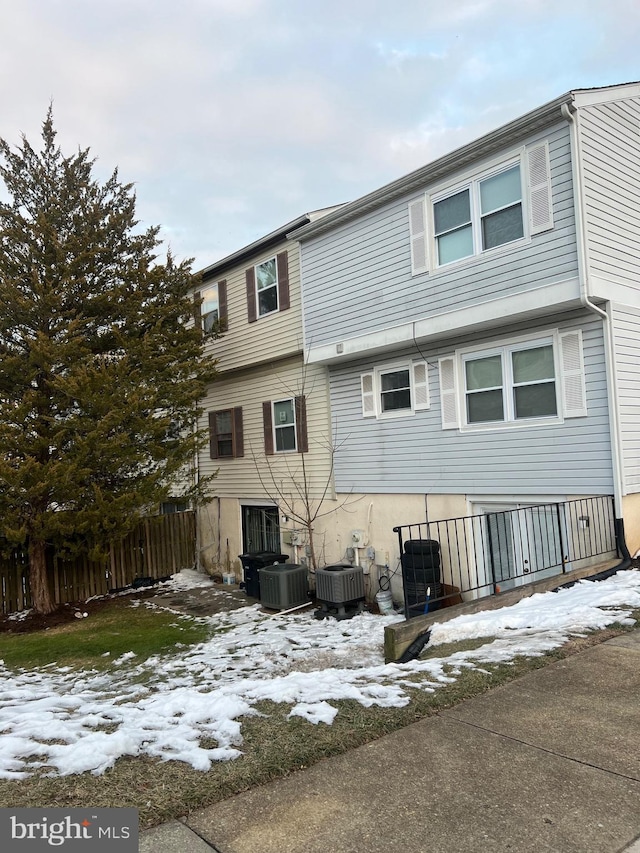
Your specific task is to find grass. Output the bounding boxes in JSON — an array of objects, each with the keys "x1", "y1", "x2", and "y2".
[
  {"x1": 0, "y1": 600, "x2": 212, "y2": 670},
  {"x1": 0, "y1": 597, "x2": 637, "y2": 830}
]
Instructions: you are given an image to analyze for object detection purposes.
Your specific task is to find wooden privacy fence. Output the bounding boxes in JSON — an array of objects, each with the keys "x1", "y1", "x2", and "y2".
[{"x1": 0, "y1": 511, "x2": 196, "y2": 615}]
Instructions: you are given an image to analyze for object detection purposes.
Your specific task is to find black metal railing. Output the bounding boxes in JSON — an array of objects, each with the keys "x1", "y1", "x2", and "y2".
[{"x1": 393, "y1": 496, "x2": 617, "y2": 618}]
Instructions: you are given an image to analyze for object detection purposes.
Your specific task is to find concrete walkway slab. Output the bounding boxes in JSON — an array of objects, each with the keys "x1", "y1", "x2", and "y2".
[
  {"x1": 139, "y1": 819, "x2": 217, "y2": 852},
  {"x1": 441, "y1": 634, "x2": 640, "y2": 780},
  {"x1": 142, "y1": 629, "x2": 640, "y2": 853},
  {"x1": 186, "y1": 712, "x2": 640, "y2": 853}
]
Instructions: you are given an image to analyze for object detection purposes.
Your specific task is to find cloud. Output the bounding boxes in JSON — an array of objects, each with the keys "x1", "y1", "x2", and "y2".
[{"x1": 0, "y1": 0, "x2": 639, "y2": 266}]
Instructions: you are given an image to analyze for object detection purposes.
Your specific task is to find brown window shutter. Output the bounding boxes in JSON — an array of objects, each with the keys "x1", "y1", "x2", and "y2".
[
  {"x1": 218, "y1": 279, "x2": 228, "y2": 331},
  {"x1": 208, "y1": 411, "x2": 218, "y2": 459},
  {"x1": 295, "y1": 396, "x2": 308, "y2": 454},
  {"x1": 232, "y1": 406, "x2": 244, "y2": 458},
  {"x1": 246, "y1": 268, "x2": 257, "y2": 323},
  {"x1": 263, "y1": 401, "x2": 274, "y2": 455},
  {"x1": 276, "y1": 252, "x2": 290, "y2": 312},
  {"x1": 194, "y1": 291, "x2": 202, "y2": 331}
]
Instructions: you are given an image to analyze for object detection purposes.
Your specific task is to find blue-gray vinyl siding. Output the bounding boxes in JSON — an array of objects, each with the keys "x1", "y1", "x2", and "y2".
[
  {"x1": 302, "y1": 121, "x2": 578, "y2": 348},
  {"x1": 612, "y1": 304, "x2": 640, "y2": 492},
  {"x1": 330, "y1": 312, "x2": 612, "y2": 496},
  {"x1": 579, "y1": 97, "x2": 640, "y2": 288}
]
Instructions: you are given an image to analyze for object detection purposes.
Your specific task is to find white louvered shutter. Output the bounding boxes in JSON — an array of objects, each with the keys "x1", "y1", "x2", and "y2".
[
  {"x1": 412, "y1": 362, "x2": 429, "y2": 410},
  {"x1": 527, "y1": 142, "x2": 554, "y2": 235},
  {"x1": 438, "y1": 357, "x2": 459, "y2": 429},
  {"x1": 408, "y1": 197, "x2": 428, "y2": 274},
  {"x1": 559, "y1": 330, "x2": 587, "y2": 418},
  {"x1": 361, "y1": 372, "x2": 376, "y2": 418}
]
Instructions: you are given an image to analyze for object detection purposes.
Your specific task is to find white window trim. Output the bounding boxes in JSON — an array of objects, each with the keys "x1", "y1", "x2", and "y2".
[
  {"x1": 273, "y1": 398, "x2": 297, "y2": 452},
  {"x1": 409, "y1": 141, "x2": 553, "y2": 277},
  {"x1": 256, "y1": 256, "x2": 279, "y2": 318},
  {"x1": 427, "y1": 152, "x2": 526, "y2": 272},
  {"x1": 459, "y1": 332, "x2": 560, "y2": 431},
  {"x1": 439, "y1": 328, "x2": 587, "y2": 433},
  {"x1": 361, "y1": 361, "x2": 429, "y2": 420}
]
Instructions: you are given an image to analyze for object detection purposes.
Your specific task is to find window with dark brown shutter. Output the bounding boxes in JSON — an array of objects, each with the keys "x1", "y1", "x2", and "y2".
[
  {"x1": 246, "y1": 268, "x2": 257, "y2": 323},
  {"x1": 194, "y1": 291, "x2": 202, "y2": 331},
  {"x1": 263, "y1": 397, "x2": 307, "y2": 454},
  {"x1": 232, "y1": 406, "x2": 244, "y2": 457},
  {"x1": 262, "y1": 401, "x2": 274, "y2": 454},
  {"x1": 276, "y1": 251, "x2": 290, "y2": 312},
  {"x1": 218, "y1": 279, "x2": 228, "y2": 331},
  {"x1": 209, "y1": 408, "x2": 244, "y2": 458}
]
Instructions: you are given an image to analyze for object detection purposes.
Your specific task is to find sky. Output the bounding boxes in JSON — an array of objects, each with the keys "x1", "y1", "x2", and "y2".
[
  {"x1": 1, "y1": 1, "x2": 639, "y2": 269},
  {"x1": 0, "y1": 567, "x2": 639, "y2": 779}
]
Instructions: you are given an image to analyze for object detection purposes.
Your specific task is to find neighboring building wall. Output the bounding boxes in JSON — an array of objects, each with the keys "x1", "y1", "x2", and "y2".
[
  {"x1": 328, "y1": 312, "x2": 613, "y2": 496},
  {"x1": 301, "y1": 122, "x2": 578, "y2": 349},
  {"x1": 197, "y1": 357, "x2": 334, "y2": 572},
  {"x1": 201, "y1": 242, "x2": 303, "y2": 373},
  {"x1": 579, "y1": 95, "x2": 640, "y2": 298},
  {"x1": 611, "y1": 304, "x2": 640, "y2": 493}
]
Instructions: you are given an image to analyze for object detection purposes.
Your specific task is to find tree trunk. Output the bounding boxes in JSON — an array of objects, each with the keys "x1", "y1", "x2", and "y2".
[{"x1": 28, "y1": 538, "x2": 56, "y2": 614}]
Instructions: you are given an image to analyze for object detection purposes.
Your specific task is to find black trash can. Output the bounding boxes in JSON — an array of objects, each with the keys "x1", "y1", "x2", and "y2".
[
  {"x1": 401, "y1": 539, "x2": 442, "y2": 619},
  {"x1": 238, "y1": 552, "x2": 289, "y2": 599}
]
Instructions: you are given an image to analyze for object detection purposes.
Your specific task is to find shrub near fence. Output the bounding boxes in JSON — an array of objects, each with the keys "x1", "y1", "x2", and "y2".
[{"x1": 0, "y1": 511, "x2": 196, "y2": 615}]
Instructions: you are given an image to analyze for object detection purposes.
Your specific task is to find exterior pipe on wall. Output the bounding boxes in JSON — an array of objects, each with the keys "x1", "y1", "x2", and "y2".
[{"x1": 561, "y1": 101, "x2": 627, "y2": 549}]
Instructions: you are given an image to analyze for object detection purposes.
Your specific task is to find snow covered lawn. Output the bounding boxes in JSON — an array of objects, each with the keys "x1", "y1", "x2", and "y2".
[{"x1": 1, "y1": 568, "x2": 639, "y2": 780}]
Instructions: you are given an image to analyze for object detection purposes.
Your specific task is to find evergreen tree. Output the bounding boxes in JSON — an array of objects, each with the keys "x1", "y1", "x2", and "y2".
[{"x1": 0, "y1": 110, "x2": 218, "y2": 614}]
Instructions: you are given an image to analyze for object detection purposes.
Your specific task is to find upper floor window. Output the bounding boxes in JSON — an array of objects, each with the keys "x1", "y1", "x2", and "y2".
[
  {"x1": 438, "y1": 329, "x2": 587, "y2": 432},
  {"x1": 433, "y1": 164, "x2": 524, "y2": 267},
  {"x1": 361, "y1": 362, "x2": 429, "y2": 419},
  {"x1": 262, "y1": 395, "x2": 308, "y2": 454},
  {"x1": 209, "y1": 407, "x2": 244, "y2": 458},
  {"x1": 273, "y1": 399, "x2": 296, "y2": 451},
  {"x1": 256, "y1": 258, "x2": 278, "y2": 316},
  {"x1": 194, "y1": 280, "x2": 227, "y2": 334},
  {"x1": 247, "y1": 252, "x2": 290, "y2": 323},
  {"x1": 202, "y1": 285, "x2": 219, "y2": 333},
  {"x1": 408, "y1": 142, "x2": 553, "y2": 276}
]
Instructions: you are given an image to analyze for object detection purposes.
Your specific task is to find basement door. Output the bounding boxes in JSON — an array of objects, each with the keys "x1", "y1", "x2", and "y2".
[
  {"x1": 477, "y1": 502, "x2": 564, "y2": 592},
  {"x1": 241, "y1": 505, "x2": 281, "y2": 554}
]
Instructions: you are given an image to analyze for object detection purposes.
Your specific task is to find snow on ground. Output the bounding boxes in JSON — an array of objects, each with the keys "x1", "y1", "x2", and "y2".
[{"x1": 1, "y1": 568, "x2": 639, "y2": 779}]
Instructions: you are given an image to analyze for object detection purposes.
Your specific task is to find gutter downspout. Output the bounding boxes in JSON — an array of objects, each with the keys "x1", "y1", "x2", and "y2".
[{"x1": 561, "y1": 101, "x2": 631, "y2": 565}]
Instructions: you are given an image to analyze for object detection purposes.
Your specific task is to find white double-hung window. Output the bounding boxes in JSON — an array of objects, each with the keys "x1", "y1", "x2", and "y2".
[
  {"x1": 439, "y1": 330, "x2": 587, "y2": 431},
  {"x1": 463, "y1": 340, "x2": 557, "y2": 425},
  {"x1": 361, "y1": 362, "x2": 429, "y2": 419},
  {"x1": 408, "y1": 142, "x2": 553, "y2": 275},
  {"x1": 433, "y1": 163, "x2": 524, "y2": 267}
]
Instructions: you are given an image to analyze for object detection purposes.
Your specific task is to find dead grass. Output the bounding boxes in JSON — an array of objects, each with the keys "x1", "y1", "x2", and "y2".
[{"x1": 0, "y1": 600, "x2": 637, "y2": 830}]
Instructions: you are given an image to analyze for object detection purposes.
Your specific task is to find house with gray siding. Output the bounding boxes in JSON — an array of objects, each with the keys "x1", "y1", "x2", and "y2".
[{"x1": 290, "y1": 82, "x2": 640, "y2": 607}]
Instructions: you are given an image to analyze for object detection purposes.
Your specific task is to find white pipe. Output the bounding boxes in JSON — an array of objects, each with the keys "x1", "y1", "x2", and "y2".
[
  {"x1": 267, "y1": 601, "x2": 314, "y2": 618},
  {"x1": 562, "y1": 101, "x2": 625, "y2": 518}
]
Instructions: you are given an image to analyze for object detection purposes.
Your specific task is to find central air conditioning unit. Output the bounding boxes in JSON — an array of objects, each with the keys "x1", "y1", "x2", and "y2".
[
  {"x1": 258, "y1": 563, "x2": 309, "y2": 611},
  {"x1": 314, "y1": 564, "x2": 365, "y2": 620}
]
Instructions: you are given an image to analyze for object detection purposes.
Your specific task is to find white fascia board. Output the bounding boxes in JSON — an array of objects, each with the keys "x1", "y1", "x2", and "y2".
[
  {"x1": 588, "y1": 276, "x2": 640, "y2": 310},
  {"x1": 306, "y1": 324, "x2": 415, "y2": 364},
  {"x1": 306, "y1": 278, "x2": 581, "y2": 365},
  {"x1": 572, "y1": 82, "x2": 640, "y2": 108}
]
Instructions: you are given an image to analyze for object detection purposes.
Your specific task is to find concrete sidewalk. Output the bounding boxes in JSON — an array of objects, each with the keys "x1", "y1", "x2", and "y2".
[{"x1": 140, "y1": 630, "x2": 640, "y2": 853}]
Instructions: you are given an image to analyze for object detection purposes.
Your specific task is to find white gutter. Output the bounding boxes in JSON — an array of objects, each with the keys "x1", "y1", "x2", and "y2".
[{"x1": 561, "y1": 101, "x2": 625, "y2": 519}]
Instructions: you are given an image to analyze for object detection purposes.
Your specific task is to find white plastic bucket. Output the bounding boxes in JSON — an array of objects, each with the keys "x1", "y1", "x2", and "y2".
[
  {"x1": 223, "y1": 572, "x2": 236, "y2": 585},
  {"x1": 375, "y1": 588, "x2": 394, "y2": 615}
]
